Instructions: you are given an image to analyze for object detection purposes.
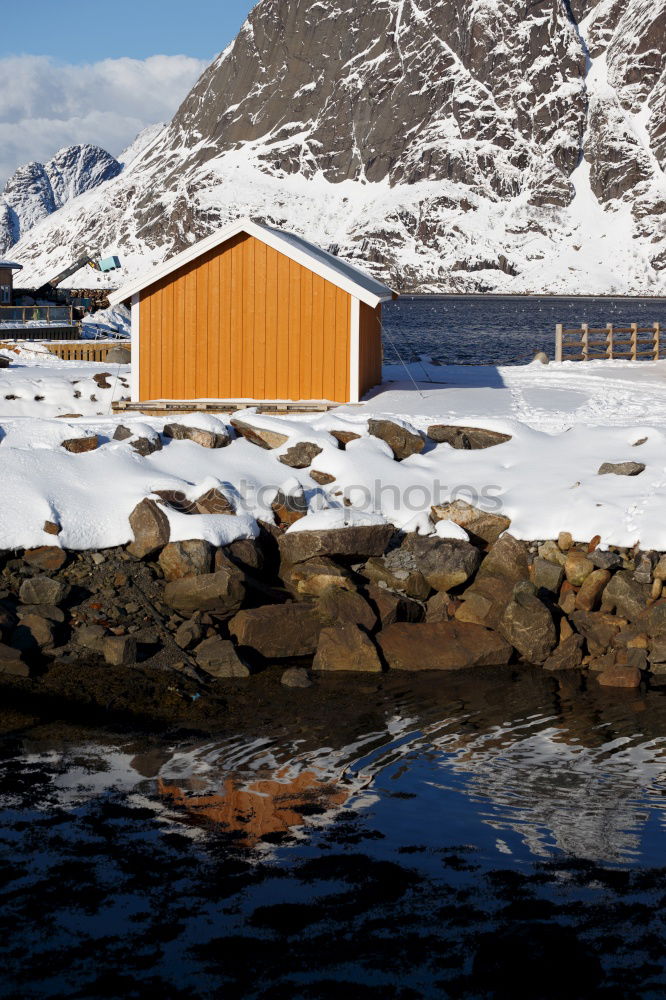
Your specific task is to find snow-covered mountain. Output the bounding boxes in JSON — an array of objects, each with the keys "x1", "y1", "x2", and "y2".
[
  {"x1": 0, "y1": 145, "x2": 122, "y2": 255},
  {"x1": 9, "y1": 0, "x2": 666, "y2": 294}
]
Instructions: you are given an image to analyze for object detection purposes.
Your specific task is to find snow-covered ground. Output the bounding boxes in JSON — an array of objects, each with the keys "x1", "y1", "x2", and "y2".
[{"x1": 2, "y1": 348, "x2": 666, "y2": 552}]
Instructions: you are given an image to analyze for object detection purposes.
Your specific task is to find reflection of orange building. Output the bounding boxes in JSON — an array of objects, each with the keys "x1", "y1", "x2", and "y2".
[{"x1": 158, "y1": 768, "x2": 350, "y2": 846}]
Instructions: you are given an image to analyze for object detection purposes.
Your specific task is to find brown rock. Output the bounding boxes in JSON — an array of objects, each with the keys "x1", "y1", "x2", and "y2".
[
  {"x1": 430, "y1": 500, "x2": 511, "y2": 545},
  {"x1": 230, "y1": 604, "x2": 323, "y2": 658},
  {"x1": 61, "y1": 434, "x2": 99, "y2": 453},
  {"x1": 195, "y1": 488, "x2": 236, "y2": 515},
  {"x1": 153, "y1": 490, "x2": 194, "y2": 514},
  {"x1": 164, "y1": 568, "x2": 245, "y2": 616},
  {"x1": 538, "y1": 541, "x2": 567, "y2": 567},
  {"x1": 279, "y1": 523, "x2": 394, "y2": 565},
  {"x1": 281, "y1": 667, "x2": 312, "y2": 688},
  {"x1": 158, "y1": 540, "x2": 214, "y2": 581},
  {"x1": 194, "y1": 636, "x2": 250, "y2": 677},
  {"x1": 499, "y1": 583, "x2": 557, "y2": 664},
  {"x1": 399, "y1": 534, "x2": 482, "y2": 593},
  {"x1": 0, "y1": 643, "x2": 29, "y2": 676},
  {"x1": 279, "y1": 441, "x2": 323, "y2": 469},
  {"x1": 602, "y1": 571, "x2": 650, "y2": 620},
  {"x1": 223, "y1": 539, "x2": 263, "y2": 572},
  {"x1": 597, "y1": 665, "x2": 642, "y2": 689},
  {"x1": 570, "y1": 610, "x2": 623, "y2": 655},
  {"x1": 272, "y1": 485, "x2": 308, "y2": 528},
  {"x1": 575, "y1": 569, "x2": 611, "y2": 612},
  {"x1": 313, "y1": 624, "x2": 383, "y2": 673},
  {"x1": 366, "y1": 585, "x2": 424, "y2": 627},
  {"x1": 163, "y1": 423, "x2": 230, "y2": 449},
  {"x1": 377, "y1": 621, "x2": 512, "y2": 671},
  {"x1": 103, "y1": 635, "x2": 138, "y2": 666},
  {"x1": 285, "y1": 557, "x2": 354, "y2": 597},
  {"x1": 330, "y1": 430, "x2": 361, "y2": 448},
  {"x1": 598, "y1": 462, "x2": 645, "y2": 477},
  {"x1": 543, "y1": 635, "x2": 584, "y2": 671},
  {"x1": 230, "y1": 417, "x2": 288, "y2": 450},
  {"x1": 23, "y1": 546, "x2": 67, "y2": 572},
  {"x1": 174, "y1": 619, "x2": 204, "y2": 650},
  {"x1": 427, "y1": 425, "x2": 512, "y2": 449},
  {"x1": 19, "y1": 576, "x2": 69, "y2": 606},
  {"x1": 455, "y1": 575, "x2": 515, "y2": 630},
  {"x1": 310, "y1": 470, "x2": 336, "y2": 486},
  {"x1": 533, "y1": 557, "x2": 564, "y2": 594},
  {"x1": 316, "y1": 586, "x2": 377, "y2": 631},
  {"x1": 368, "y1": 418, "x2": 424, "y2": 461},
  {"x1": 12, "y1": 614, "x2": 55, "y2": 651},
  {"x1": 564, "y1": 550, "x2": 595, "y2": 587},
  {"x1": 425, "y1": 591, "x2": 453, "y2": 623},
  {"x1": 558, "y1": 531, "x2": 573, "y2": 552},
  {"x1": 43, "y1": 520, "x2": 62, "y2": 536},
  {"x1": 477, "y1": 534, "x2": 529, "y2": 584},
  {"x1": 362, "y1": 556, "x2": 431, "y2": 601},
  {"x1": 73, "y1": 623, "x2": 107, "y2": 652},
  {"x1": 128, "y1": 498, "x2": 170, "y2": 559}
]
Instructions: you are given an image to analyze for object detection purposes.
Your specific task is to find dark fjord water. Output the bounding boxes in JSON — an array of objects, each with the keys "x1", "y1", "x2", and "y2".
[
  {"x1": 382, "y1": 296, "x2": 666, "y2": 366},
  {"x1": 3, "y1": 669, "x2": 666, "y2": 999}
]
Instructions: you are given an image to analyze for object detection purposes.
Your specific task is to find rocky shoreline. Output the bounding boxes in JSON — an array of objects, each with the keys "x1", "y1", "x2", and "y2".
[{"x1": 2, "y1": 485, "x2": 666, "y2": 727}]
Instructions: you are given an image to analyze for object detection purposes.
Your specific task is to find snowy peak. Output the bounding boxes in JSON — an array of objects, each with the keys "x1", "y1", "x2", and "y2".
[{"x1": 0, "y1": 145, "x2": 121, "y2": 255}]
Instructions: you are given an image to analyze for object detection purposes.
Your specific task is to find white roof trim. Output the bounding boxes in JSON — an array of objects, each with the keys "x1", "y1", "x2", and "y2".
[{"x1": 108, "y1": 218, "x2": 397, "y2": 309}]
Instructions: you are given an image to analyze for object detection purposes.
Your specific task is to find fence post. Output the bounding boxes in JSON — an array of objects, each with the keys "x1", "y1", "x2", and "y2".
[
  {"x1": 555, "y1": 324, "x2": 563, "y2": 362},
  {"x1": 631, "y1": 323, "x2": 638, "y2": 361},
  {"x1": 607, "y1": 323, "x2": 614, "y2": 360},
  {"x1": 581, "y1": 323, "x2": 589, "y2": 361},
  {"x1": 655, "y1": 322, "x2": 661, "y2": 361}
]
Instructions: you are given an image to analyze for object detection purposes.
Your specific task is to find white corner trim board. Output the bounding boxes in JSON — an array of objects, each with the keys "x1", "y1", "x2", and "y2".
[
  {"x1": 349, "y1": 296, "x2": 361, "y2": 404},
  {"x1": 130, "y1": 293, "x2": 141, "y2": 403}
]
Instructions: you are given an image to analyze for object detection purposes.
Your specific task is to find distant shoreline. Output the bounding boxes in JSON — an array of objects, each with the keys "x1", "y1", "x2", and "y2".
[{"x1": 396, "y1": 293, "x2": 666, "y2": 302}]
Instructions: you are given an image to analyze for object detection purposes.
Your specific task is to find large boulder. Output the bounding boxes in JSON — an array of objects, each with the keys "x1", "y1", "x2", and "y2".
[
  {"x1": 316, "y1": 586, "x2": 377, "y2": 632},
  {"x1": 476, "y1": 533, "x2": 529, "y2": 584},
  {"x1": 427, "y1": 425, "x2": 512, "y2": 450},
  {"x1": 284, "y1": 557, "x2": 355, "y2": 597},
  {"x1": 279, "y1": 523, "x2": 394, "y2": 565},
  {"x1": 230, "y1": 417, "x2": 288, "y2": 450},
  {"x1": 23, "y1": 547, "x2": 67, "y2": 572},
  {"x1": 103, "y1": 635, "x2": 138, "y2": 666},
  {"x1": 128, "y1": 498, "x2": 170, "y2": 559},
  {"x1": 272, "y1": 484, "x2": 308, "y2": 528},
  {"x1": 598, "y1": 462, "x2": 645, "y2": 477},
  {"x1": 570, "y1": 610, "x2": 623, "y2": 655},
  {"x1": 0, "y1": 643, "x2": 29, "y2": 677},
  {"x1": 601, "y1": 571, "x2": 650, "y2": 620},
  {"x1": 398, "y1": 534, "x2": 482, "y2": 593},
  {"x1": 195, "y1": 488, "x2": 236, "y2": 515},
  {"x1": 499, "y1": 582, "x2": 557, "y2": 664},
  {"x1": 575, "y1": 569, "x2": 611, "y2": 612},
  {"x1": 377, "y1": 621, "x2": 511, "y2": 671},
  {"x1": 194, "y1": 636, "x2": 250, "y2": 678},
  {"x1": 366, "y1": 584, "x2": 424, "y2": 627},
  {"x1": 158, "y1": 540, "x2": 214, "y2": 581},
  {"x1": 430, "y1": 500, "x2": 511, "y2": 546},
  {"x1": 61, "y1": 434, "x2": 99, "y2": 454},
  {"x1": 455, "y1": 575, "x2": 515, "y2": 630},
  {"x1": 279, "y1": 441, "x2": 323, "y2": 469},
  {"x1": 19, "y1": 575, "x2": 69, "y2": 607},
  {"x1": 362, "y1": 555, "x2": 431, "y2": 600},
  {"x1": 543, "y1": 635, "x2": 584, "y2": 671},
  {"x1": 367, "y1": 419, "x2": 424, "y2": 461},
  {"x1": 229, "y1": 604, "x2": 323, "y2": 658},
  {"x1": 313, "y1": 624, "x2": 383, "y2": 673},
  {"x1": 164, "y1": 568, "x2": 245, "y2": 616},
  {"x1": 163, "y1": 423, "x2": 229, "y2": 449}
]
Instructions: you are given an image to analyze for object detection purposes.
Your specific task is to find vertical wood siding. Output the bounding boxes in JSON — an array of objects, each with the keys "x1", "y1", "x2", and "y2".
[
  {"x1": 358, "y1": 302, "x2": 383, "y2": 398},
  {"x1": 139, "y1": 233, "x2": 351, "y2": 402}
]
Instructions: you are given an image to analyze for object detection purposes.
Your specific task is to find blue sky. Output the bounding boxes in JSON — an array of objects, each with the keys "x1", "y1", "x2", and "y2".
[
  {"x1": 1, "y1": 0, "x2": 256, "y2": 62},
  {"x1": 0, "y1": 0, "x2": 257, "y2": 183}
]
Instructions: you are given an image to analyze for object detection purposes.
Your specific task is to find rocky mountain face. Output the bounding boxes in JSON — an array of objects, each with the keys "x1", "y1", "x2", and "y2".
[
  {"x1": 0, "y1": 145, "x2": 121, "y2": 255},
  {"x1": 9, "y1": 0, "x2": 666, "y2": 294}
]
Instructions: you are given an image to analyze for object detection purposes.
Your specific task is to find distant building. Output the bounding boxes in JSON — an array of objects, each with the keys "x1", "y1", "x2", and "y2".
[
  {"x1": 0, "y1": 260, "x2": 22, "y2": 305},
  {"x1": 108, "y1": 219, "x2": 397, "y2": 405}
]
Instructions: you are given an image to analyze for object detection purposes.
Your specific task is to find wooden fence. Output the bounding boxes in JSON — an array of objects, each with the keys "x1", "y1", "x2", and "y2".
[
  {"x1": 45, "y1": 341, "x2": 131, "y2": 363},
  {"x1": 556, "y1": 323, "x2": 662, "y2": 362}
]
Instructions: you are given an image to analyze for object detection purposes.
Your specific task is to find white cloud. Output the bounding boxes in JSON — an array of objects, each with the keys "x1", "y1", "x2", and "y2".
[{"x1": 0, "y1": 54, "x2": 208, "y2": 184}]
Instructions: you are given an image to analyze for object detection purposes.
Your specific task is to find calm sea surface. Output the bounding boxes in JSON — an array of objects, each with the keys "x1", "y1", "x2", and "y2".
[
  {"x1": 383, "y1": 296, "x2": 666, "y2": 365},
  {"x1": 3, "y1": 669, "x2": 666, "y2": 998}
]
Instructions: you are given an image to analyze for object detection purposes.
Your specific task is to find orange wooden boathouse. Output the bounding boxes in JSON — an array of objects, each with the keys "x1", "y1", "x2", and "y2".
[{"x1": 108, "y1": 219, "x2": 397, "y2": 405}]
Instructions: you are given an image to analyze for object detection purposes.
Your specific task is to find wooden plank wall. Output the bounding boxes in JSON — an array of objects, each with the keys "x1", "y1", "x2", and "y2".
[
  {"x1": 139, "y1": 233, "x2": 352, "y2": 402},
  {"x1": 358, "y1": 302, "x2": 383, "y2": 398}
]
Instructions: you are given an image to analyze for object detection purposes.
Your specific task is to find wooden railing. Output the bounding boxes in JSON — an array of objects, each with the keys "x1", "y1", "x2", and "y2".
[
  {"x1": 0, "y1": 305, "x2": 74, "y2": 326},
  {"x1": 556, "y1": 323, "x2": 662, "y2": 362},
  {"x1": 44, "y1": 341, "x2": 131, "y2": 362}
]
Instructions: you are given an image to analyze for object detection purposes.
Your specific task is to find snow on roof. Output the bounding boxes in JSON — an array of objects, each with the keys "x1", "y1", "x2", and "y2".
[
  {"x1": 0, "y1": 261, "x2": 23, "y2": 271},
  {"x1": 108, "y1": 218, "x2": 397, "y2": 309}
]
